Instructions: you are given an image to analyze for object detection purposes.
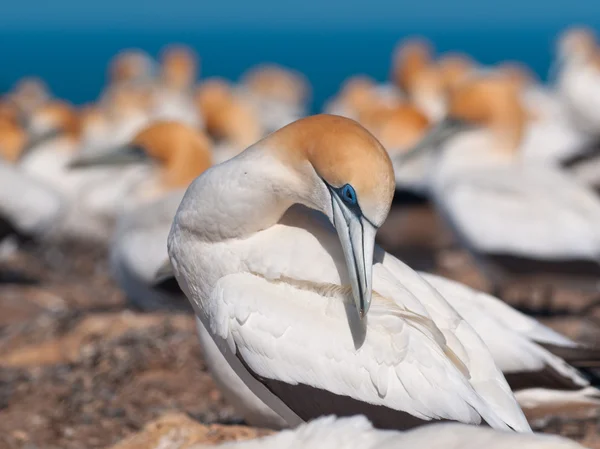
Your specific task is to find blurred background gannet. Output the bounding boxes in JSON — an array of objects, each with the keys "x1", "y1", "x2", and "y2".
[{"x1": 402, "y1": 75, "x2": 600, "y2": 298}]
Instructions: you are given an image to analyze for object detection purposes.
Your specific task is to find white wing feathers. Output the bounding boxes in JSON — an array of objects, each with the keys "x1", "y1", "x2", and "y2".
[
  {"x1": 208, "y1": 270, "x2": 521, "y2": 430},
  {"x1": 420, "y1": 273, "x2": 589, "y2": 388},
  {"x1": 380, "y1": 255, "x2": 530, "y2": 431},
  {"x1": 441, "y1": 166, "x2": 600, "y2": 258}
]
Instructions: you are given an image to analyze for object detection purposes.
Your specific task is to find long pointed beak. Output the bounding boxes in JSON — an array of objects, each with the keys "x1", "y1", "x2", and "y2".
[
  {"x1": 18, "y1": 128, "x2": 60, "y2": 160},
  {"x1": 332, "y1": 199, "x2": 377, "y2": 319},
  {"x1": 68, "y1": 145, "x2": 148, "y2": 169},
  {"x1": 395, "y1": 117, "x2": 468, "y2": 164}
]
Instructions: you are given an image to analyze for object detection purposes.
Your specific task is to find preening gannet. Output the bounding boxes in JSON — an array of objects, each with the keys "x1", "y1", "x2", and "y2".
[{"x1": 167, "y1": 114, "x2": 530, "y2": 431}]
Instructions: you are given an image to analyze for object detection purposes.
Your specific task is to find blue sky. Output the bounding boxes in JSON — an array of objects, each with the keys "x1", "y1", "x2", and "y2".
[{"x1": 1, "y1": 0, "x2": 599, "y2": 31}]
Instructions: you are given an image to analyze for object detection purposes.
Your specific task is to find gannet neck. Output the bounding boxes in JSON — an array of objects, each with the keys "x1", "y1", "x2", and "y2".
[{"x1": 175, "y1": 147, "x2": 303, "y2": 243}]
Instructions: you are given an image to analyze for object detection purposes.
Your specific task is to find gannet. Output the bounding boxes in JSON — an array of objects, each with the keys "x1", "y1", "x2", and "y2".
[
  {"x1": 202, "y1": 415, "x2": 584, "y2": 449},
  {"x1": 107, "y1": 48, "x2": 156, "y2": 87},
  {"x1": 238, "y1": 64, "x2": 310, "y2": 132},
  {"x1": 149, "y1": 45, "x2": 203, "y2": 128},
  {"x1": 167, "y1": 114, "x2": 530, "y2": 431},
  {"x1": 555, "y1": 27, "x2": 600, "y2": 136},
  {"x1": 399, "y1": 75, "x2": 600, "y2": 295},
  {"x1": 19, "y1": 101, "x2": 148, "y2": 241},
  {"x1": 195, "y1": 78, "x2": 264, "y2": 164},
  {"x1": 89, "y1": 122, "x2": 213, "y2": 310},
  {"x1": 0, "y1": 160, "x2": 62, "y2": 243},
  {"x1": 391, "y1": 38, "x2": 447, "y2": 122}
]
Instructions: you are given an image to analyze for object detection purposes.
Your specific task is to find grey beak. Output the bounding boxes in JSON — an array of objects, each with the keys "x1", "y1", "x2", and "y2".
[
  {"x1": 68, "y1": 145, "x2": 148, "y2": 169},
  {"x1": 19, "y1": 128, "x2": 61, "y2": 160},
  {"x1": 395, "y1": 117, "x2": 469, "y2": 164}
]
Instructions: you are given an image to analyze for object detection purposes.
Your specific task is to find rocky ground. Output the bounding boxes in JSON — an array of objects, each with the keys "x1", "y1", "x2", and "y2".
[{"x1": 0, "y1": 205, "x2": 599, "y2": 449}]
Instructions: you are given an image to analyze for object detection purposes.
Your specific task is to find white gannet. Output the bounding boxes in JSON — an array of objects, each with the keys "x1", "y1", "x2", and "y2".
[
  {"x1": 555, "y1": 27, "x2": 600, "y2": 137},
  {"x1": 6, "y1": 77, "x2": 51, "y2": 119},
  {"x1": 149, "y1": 45, "x2": 203, "y2": 128},
  {"x1": 323, "y1": 75, "x2": 404, "y2": 123},
  {"x1": 89, "y1": 122, "x2": 213, "y2": 310},
  {"x1": 19, "y1": 101, "x2": 148, "y2": 241},
  {"x1": 0, "y1": 118, "x2": 27, "y2": 163},
  {"x1": 92, "y1": 84, "x2": 153, "y2": 155},
  {"x1": 0, "y1": 159, "x2": 63, "y2": 243},
  {"x1": 107, "y1": 48, "x2": 156, "y2": 86},
  {"x1": 391, "y1": 38, "x2": 448, "y2": 122},
  {"x1": 195, "y1": 78, "x2": 264, "y2": 164},
  {"x1": 201, "y1": 415, "x2": 584, "y2": 449},
  {"x1": 371, "y1": 103, "x2": 434, "y2": 197},
  {"x1": 491, "y1": 63, "x2": 592, "y2": 166},
  {"x1": 402, "y1": 75, "x2": 600, "y2": 295},
  {"x1": 167, "y1": 114, "x2": 530, "y2": 431},
  {"x1": 550, "y1": 27, "x2": 600, "y2": 191},
  {"x1": 238, "y1": 64, "x2": 310, "y2": 132}
]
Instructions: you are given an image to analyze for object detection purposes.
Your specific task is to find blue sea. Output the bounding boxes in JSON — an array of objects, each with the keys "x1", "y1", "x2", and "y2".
[{"x1": 1, "y1": 24, "x2": 599, "y2": 111}]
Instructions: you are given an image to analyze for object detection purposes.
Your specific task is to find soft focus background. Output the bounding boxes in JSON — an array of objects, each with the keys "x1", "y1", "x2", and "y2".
[
  {"x1": 2, "y1": 0, "x2": 600, "y2": 109},
  {"x1": 2, "y1": 2, "x2": 600, "y2": 449}
]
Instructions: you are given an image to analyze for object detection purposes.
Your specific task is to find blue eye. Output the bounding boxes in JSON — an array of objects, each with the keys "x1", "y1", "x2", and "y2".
[{"x1": 340, "y1": 184, "x2": 357, "y2": 206}]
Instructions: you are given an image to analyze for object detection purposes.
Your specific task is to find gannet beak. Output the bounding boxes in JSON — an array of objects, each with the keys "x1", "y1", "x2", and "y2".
[
  {"x1": 331, "y1": 197, "x2": 377, "y2": 319},
  {"x1": 19, "y1": 128, "x2": 60, "y2": 160},
  {"x1": 68, "y1": 145, "x2": 148, "y2": 169},
  {"x1": 395, "y1": 117, "x2": 469, "y2": 164}
]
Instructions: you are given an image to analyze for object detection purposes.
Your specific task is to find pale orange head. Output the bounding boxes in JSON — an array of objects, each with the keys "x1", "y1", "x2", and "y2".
[
  {"x1": 557, "y1": 26, "x2": 598, "y2": 62},
  {"x1": 0, "y1": 102, "x2": 19, "y2": 126},
  {"x1": 109, "y1": 49, "x2": 154, "y2": 84},
  {"x1": 0, "y1": 121, "x2": 27, "y2": 162},
  {"x1": 438, "y1": 53, "x2": 475, "y2": 91},
  {"x1": 131, "y1": 121, "x2": 212, "y2": 189},
  {"x1": 392, "y1": 37, "x2": 434, "y2": 92},
  {"x1": 496, "y1": 61, "x2": 537, "y2": 89},
  {"x1": 10, "y1": 77, "x2": 50, "y2": 115},
  {"x1": 29, "y1": 100, "x2": 81, "y2": 141},
  {"x1": 375, "y1": 104, "x2": 430, "y2": 154},
  {"x1": 243, "y1": 64, "x2": 310, "y2": 106},
  {"x1": 265, "y1": 114, "x2": 394, "y2": 226},
  {"x1": 160, "y1": 45, "x2": 199, "y2": 91},
  {"x1": 102, "y1": 84, "x2": 152, "y2": 120},
  {"x1": 447, "y1": 76, "x2": 527, "y2": 151},
  {"x1": 196, "y1": 79, "x2": 263, "y2": 147}
]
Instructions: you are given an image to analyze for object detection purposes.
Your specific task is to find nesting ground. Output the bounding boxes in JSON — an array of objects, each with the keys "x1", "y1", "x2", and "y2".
[{"x1": 0, "y1": 205, "x2": 599, "y2": 449}]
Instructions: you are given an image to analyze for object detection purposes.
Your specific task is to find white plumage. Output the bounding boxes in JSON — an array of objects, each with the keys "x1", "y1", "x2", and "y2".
[
  {"x1": 205, "y1": 415, "x2": 584, "y2": 449},
  {"x1": 168, "y1": 117, "x2": 530, "y2": 432}
]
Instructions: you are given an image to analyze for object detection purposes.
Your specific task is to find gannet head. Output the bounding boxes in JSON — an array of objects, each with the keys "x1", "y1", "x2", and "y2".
[
  {"x1": 392, "y1": 37, "x2": 434, "y2": 93},
  {"x1": 70, "y1": 121, "x2": 212, "y2": 189},
  {"x1": 375, "y1": 104, "x2": 430, "y2": 155},
  {"x1": 160, "y1": 45, "x2": 199, "y2": 91},
  {"x1": 25, "y1": 100, "x2": 81, "y2": 152},
  {"x1": 0, "y1": 102, "x2": 19, "y2": 126},
  {"x1": 0, "y1": 121, "x2": 26, "y2": 162},
  {"x1": 108, "y1": 49, "x2": 155, "y2": 84},
  {"x1": 265, "y1": 114, "x2": 395, "y2": 318},
  {"x1": 9, "y1": 77, "x2": 50, "y2": 115},
  {"x1": 101, "y1": 83, "x2": 152, "y2": 123},
  {"x1": 400, "y1": 76, "x2": 526, "y2": 162},
  {"x1": 196, "y1": 78, "x2": 263, "y2": 148},
  {"x1": 557, "y1": 27, "x2": 597, "y2": 63},
  {"x1": 438, "y1": 53, "x2": 475, "y2": 91},
  {"x1": 242, "y1": 64, "x2": 311, "y2": 107}
]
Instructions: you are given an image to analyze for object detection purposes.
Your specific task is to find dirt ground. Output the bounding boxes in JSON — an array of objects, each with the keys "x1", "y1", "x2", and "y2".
[{"x1": 0, "y1": 204, "x2": 599, "y2": 449}]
